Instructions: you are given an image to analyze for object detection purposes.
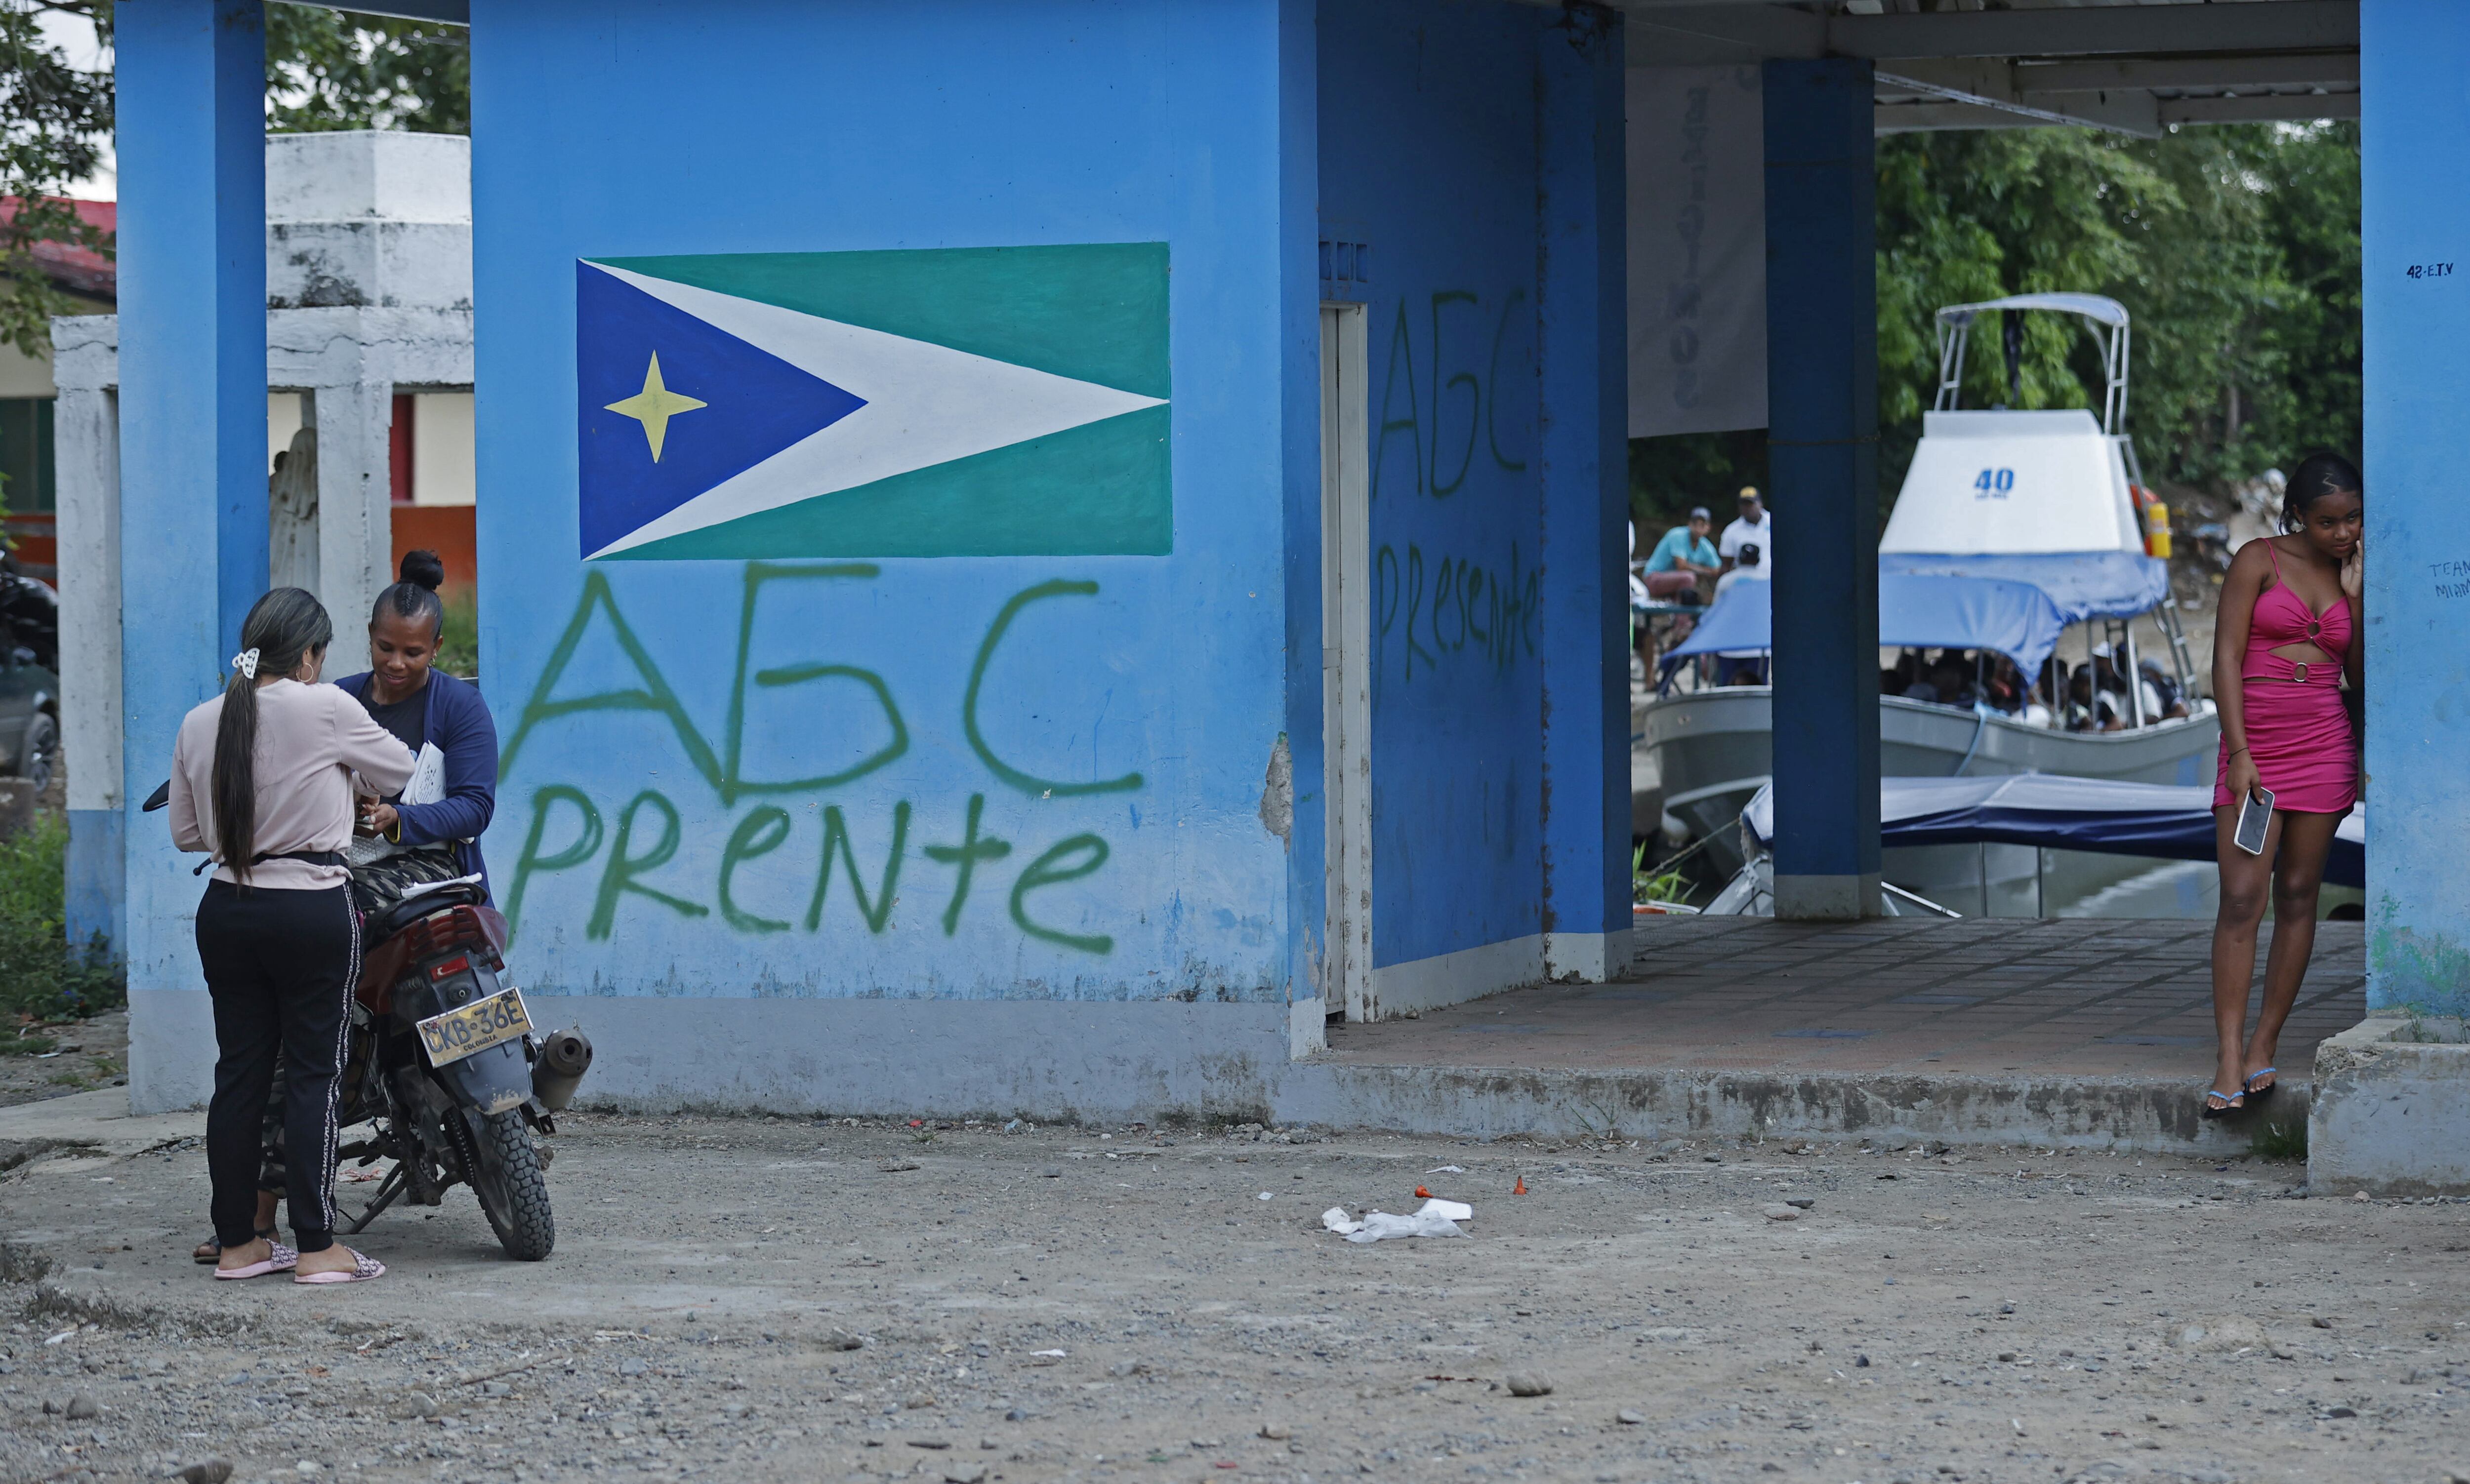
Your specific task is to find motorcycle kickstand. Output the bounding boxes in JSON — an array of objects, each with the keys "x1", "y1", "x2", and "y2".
[{"x1": 342, "y1": 1163, "x2": 410, "y2": 1236}]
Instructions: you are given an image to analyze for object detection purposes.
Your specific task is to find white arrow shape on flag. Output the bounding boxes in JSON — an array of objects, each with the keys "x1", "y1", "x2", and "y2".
[{"x1": 585, "y1": 261, "x2": 1167, "y2": 558}]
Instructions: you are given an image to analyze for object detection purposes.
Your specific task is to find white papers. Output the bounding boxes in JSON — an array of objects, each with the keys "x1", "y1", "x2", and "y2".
[
  {"x1": 1320, "y1": 1198, "x2": 1474, "y2": 1243},
  {"x1": 404, "y1": 742, "x2": 447, "y2": 806}
]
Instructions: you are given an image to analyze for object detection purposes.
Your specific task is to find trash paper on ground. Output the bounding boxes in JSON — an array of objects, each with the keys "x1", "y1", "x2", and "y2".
[{"x1": 1321, "y1": 1198, "x2": 1473, "y2": 1243}]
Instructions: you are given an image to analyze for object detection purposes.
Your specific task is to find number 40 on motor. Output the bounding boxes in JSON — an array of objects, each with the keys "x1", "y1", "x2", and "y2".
[{"x1": 1974, "y1": 467, "x2": 2016, "y2": 498}]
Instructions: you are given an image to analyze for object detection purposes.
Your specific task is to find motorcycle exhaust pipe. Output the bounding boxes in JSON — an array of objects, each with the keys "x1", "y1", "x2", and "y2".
[{"x1": 531, "y1": 1028, "x2": 594, "y2": 1111}]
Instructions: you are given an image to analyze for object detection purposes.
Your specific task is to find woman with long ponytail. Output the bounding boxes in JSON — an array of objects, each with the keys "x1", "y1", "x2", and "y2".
[{"x1": 168, "y1": 588, "x2": 416, "y2": 1283}]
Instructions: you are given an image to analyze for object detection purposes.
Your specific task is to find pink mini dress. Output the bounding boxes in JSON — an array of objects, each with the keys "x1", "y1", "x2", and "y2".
[{"x1": 2214, "y1": 538, "x2": 2356, "y2": 814}]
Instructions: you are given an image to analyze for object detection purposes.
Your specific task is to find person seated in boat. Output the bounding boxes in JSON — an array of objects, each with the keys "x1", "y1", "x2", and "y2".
[
  {"x1": 2087, "y1": 642, "x2": 2182, "y2": 724},
  {"x1": 1981, "y1": 654, "x2": 2032, "y2": 716},
  {"x1": 2065, "y1": 667, "x2": 2128, "y2": 732},
  {"x1": 1929, "y1": 652, "x2": 1979, "y2": 709},
  {"x1": 2138, "y1": 657, "x2": 2192, "y2": 720},
  {"x1": 1883, "y1": 649, "x2": 1921, "y2": 698},
  {"x1": 1900, "y1": 650, "x2": 1976, "y2": 709},
  {"x1": 1642, "y1": 506, "x2": 1719, "y2": 602},
  {"x1": 1714, "y1": 540, "x2": 1767, "y2": 601}
]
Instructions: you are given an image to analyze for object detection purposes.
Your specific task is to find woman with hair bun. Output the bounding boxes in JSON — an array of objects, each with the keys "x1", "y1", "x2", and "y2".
[
  {"x1": 2205, "y1": 450, "x2": 2364, "y2": 1119},
  {"x1": 335, "y1": 550, "x2": 500, "y2": 893},
  {"x1": 187, "y1": 553, "x2": 502, "y2": 1270}
]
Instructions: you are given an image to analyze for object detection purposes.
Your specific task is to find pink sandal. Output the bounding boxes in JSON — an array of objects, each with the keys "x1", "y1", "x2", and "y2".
[
  {"x1": 293, "y1": 1248, "x2": 385, "y2": 1285},
  {"x1": 212, "y1": 1241, "x2": 299, "y2": 1280}
]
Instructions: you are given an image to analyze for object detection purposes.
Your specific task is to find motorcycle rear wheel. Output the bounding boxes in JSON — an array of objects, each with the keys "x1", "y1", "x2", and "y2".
[{"x1": 462, "y1": 1108, "x2": 555, "y2": 1260}]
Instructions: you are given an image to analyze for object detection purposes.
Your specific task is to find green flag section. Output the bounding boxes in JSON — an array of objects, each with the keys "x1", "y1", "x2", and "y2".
[{"x1": 578, "y1": 243, "x2": 1172, "y2": 560}]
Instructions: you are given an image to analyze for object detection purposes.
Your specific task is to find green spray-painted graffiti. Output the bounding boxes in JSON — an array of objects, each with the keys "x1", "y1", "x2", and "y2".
[
  {"x1": 498, "y1": 566, "x2": 1132, "y2": 955},
  {"x1": 1372, "y1": 288, "x2": 1530, "y2": 503},
  {"x1": 1372, "y1": 540, "x2": 1541, "y2": 685}
]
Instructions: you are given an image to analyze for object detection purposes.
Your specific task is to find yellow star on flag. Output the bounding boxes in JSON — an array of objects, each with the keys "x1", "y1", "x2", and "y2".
[{"x1": 604, "y1": 351, "x2": 708, "y2": 462}]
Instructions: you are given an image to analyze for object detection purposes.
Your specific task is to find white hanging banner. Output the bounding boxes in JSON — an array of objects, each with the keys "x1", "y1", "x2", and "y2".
[{"x1": 1627, "y1": 66, "x2": 1768, "y2": 438}]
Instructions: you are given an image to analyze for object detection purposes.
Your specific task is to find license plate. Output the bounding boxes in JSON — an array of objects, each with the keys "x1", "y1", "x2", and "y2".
[{"x1": 416, "y1": 986, "x2": 532, "y2": 1068}]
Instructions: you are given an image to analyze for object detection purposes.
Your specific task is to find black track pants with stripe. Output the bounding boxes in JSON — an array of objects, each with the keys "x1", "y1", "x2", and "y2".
[{"x1": 196, "y1": 880, "x2": 359, "y2": 1253}]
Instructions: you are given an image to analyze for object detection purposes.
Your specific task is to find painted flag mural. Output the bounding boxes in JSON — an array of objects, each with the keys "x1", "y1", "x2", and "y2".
[{"x1": 576, "y1": 243, "x2": 1171, "y2": 560}]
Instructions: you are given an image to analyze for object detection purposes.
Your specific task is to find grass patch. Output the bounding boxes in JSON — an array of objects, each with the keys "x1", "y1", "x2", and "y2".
[
  {"x1": 2251, "y1": 1116, "x2": 2309, "y2": 1162},
  {"x1": 0, "y1": 814, "x2": 123, "y2": 1025},
  {"x1": 437, "y1": 588, "x2": 480, "y2": 682}
]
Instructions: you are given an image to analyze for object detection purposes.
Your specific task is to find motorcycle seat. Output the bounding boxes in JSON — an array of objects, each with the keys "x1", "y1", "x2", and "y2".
[{"x1": 362, "y1": 881, "x2": 487, "y2": 946}]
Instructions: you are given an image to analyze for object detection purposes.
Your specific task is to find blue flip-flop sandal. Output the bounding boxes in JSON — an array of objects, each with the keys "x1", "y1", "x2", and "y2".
[
  {"x1": 2201, "y1": 1086, "x2": 2246, "y2": 1120},
  {"x1": 2242, "y1": 1067, "x2": 2278, "y2": 1103}
]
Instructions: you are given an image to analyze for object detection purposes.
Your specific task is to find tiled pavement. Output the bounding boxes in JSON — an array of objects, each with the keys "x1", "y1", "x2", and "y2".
[{"x1": 1324, "y1": 916, "x2": 2366, "y2": 1084}]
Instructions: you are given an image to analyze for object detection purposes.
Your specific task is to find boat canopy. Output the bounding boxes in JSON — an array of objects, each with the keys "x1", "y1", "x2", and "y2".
[
  {"x1": 1877, "y1": 550, "x2": 2169, "y2": 624},
  {"x1": 1937, "y1": 293, "x2": 2130, "y2": 330},
  {"x1": 1663, "y1": 571, "x2": 2065, "y2": 672},
  {"x1": 1742, "y1": 773, "x2": 2363, "y2": 889}
]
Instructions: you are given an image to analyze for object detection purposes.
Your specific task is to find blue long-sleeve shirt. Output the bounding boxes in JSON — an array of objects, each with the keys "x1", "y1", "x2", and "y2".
[{"x1": 335, "y1": 668, "x2": 498, "y2": 897}]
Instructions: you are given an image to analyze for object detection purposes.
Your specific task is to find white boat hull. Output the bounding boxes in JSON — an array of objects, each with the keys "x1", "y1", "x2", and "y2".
[{"x1": 1635, "y1": 686, "x2": 2220, "y2": 874}]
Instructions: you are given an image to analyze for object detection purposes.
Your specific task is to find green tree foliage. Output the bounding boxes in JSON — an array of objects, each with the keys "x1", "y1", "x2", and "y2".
[
  {"x1": 1633, "y1": 122, "x2": 2362, "y2": 534},
  {"x1": 265, "y1": 4, "x2": 469, "y2": 134},
  {"x1": 0, "y1": 3, "x2": 471, "y2": 360},
  {"x1": 0, "y1": 3, "x2": 111, "y2": 360}
]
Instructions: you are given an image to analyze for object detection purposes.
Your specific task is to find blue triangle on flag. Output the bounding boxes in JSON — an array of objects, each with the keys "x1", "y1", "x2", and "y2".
[{"x1": 576, "y1": 263, "x2": 866, "y2": 557}]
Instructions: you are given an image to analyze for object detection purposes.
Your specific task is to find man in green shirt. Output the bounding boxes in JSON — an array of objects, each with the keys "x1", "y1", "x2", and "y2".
[{"x1": 1642, "y1": 506, "x2": 1719, "y2": 599}]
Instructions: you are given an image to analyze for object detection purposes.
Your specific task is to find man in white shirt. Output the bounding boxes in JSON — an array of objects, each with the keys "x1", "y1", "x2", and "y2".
[{"x1": 1718, "y1": 486, "x2": 1772, "y2": 574}]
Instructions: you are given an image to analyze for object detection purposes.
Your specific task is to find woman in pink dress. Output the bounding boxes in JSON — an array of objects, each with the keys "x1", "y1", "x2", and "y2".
[{"x1": 2206, "y1": 452, "x2": 2364, "y2": 1117}]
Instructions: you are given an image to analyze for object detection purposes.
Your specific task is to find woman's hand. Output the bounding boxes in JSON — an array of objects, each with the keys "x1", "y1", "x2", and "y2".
[
  {"x1": 2224, "y1": 748, "x2": 2264, "y2": 803},
  {"x1": 358, "y1": 800, "x2": 399, "y2": 839},
  {"x1": 2341, "y1": 530, "x2": 2365, "y2": 600}
]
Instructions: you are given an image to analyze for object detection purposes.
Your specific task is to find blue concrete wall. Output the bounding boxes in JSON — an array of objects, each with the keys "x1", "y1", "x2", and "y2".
[
  {"x1": 64, "y1": 809, "x2": 122, "y2": 958},
  {"x1": 1533, "y1": 12, "x2": 1631, "y2": 963},
  {"x1": 117, "y1": 0, "x2": 267, "y2": 1107},
  {"x1": 470, "y1": 0, "x2": 1314, "y2": 1006},
  {"x1": 2362, "y1": 0, "x2": 2470, "y2": 1016},
  {"x1": 1763, "y1": 58, "x2": 1880, "y2": 919},
  {"x1": 1319, "y1": 0, "x2": 1553, "y2": 972}
]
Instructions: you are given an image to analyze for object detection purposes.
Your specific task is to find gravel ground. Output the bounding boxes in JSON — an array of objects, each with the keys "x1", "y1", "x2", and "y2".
[
  {"x1": 2, "y1": 1115, "x2": 2467, "y2": 1484},
  {"x1": 0, "y1": 1010, "x2": 128, "y2": 1110}
]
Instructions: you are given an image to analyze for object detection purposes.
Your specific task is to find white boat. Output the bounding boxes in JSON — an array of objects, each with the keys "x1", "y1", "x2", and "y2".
[
  {"x1": 1637, "y1": 293, "x2": 2220, "y2": 880},
  {"x1": 1701, "y1": 775, "x2": 2364, "y2": 921}
]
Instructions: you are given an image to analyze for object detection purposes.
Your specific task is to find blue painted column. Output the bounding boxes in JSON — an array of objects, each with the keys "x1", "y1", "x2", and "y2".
[
  {"x1": 116, "y1": 0, "x2": 267, "y2": 1111},
  {"x1": 1537, "y1": 9, "x2": 1630, "y2": 978},
  {"x1": 2362, "y1": 0, "x2": 2470, "y2": 1016},
  {"x1": 1762, "y1": 58, "x2": 1880, "y2": 921}
]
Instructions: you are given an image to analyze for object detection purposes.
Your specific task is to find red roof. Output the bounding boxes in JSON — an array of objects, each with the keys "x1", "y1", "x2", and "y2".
[{"x1": 0, "y1": 198, "x2": 115, "y2": 302}]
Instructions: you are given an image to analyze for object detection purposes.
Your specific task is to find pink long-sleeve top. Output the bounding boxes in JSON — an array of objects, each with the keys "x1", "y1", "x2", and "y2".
[{"x1": 169, "y1": 679, "x2": 418, "y2": 890}]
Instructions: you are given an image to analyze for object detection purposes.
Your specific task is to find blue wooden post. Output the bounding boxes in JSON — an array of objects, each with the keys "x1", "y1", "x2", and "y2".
[
  {"x1": 1537, "y1": 11, "x2": 1630, "y2": 978},
  {"x1": 2362, "y1": 0, "x2": 2470, "y2": 1017},
  {"x1": 116, "y1": 0, "x2": 267, "y2": 1110},
  {"x1": 1762, "y1": 58, "x2": 1880, "y2": 920}
]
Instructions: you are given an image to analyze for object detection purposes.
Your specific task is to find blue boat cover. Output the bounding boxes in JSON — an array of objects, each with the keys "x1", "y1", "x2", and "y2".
[
  {"x1": 1664, "y1": 572, "x2": 2066, "y2": 671},
  {"x1": 1877, "y1": 550, "x2": 2170, "y2": 623},
  {"x1": 1742, "y1": 773, "x2": 2364, "y2": 889}
]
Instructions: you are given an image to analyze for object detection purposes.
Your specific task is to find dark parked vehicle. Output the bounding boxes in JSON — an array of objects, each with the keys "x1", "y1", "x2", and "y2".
[{"x1": 0, "y1": 565, "x2": 58, "y2": 787}]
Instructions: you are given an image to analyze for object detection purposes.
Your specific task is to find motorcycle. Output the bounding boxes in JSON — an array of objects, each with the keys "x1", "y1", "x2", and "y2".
[{"x1": 144, "y1": 782, "x2": 591, "y2": 1260}]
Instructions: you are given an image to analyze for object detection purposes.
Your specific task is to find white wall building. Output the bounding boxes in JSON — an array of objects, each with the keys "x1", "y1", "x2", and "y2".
[{"x1": 58, "y1": 130, "x2": 474, "y2": 952}]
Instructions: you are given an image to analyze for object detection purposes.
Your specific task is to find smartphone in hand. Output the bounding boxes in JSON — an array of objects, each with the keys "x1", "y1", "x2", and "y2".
[{"x1": 2233, "y1": 787, "x2": 2275, "y2": 856}]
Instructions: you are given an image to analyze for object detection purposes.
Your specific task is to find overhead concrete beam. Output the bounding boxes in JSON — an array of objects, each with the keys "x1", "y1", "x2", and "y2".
[
  {"x1": 1841, "y1": 0, "x2": 2356, "y2": 60},
  {"x1": 1876, "y1": 102, "x2": 2095, "y2": 136},
  {"x1": 1628, "y1": 0, "x2": 2357, "y2": 67},
  {"x1": 2157, "y1": 91, "x2": 2361, "y2": 125},
  {"x1": 1875, "y1": 63, "x2": 2162, "y2": 138},
  {"x1": 2017, "y1": 51, "x2": 2359, "y2": 94},
  {"x1": 290, "y1": 0, "x2": 464, "y2": 20}
]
